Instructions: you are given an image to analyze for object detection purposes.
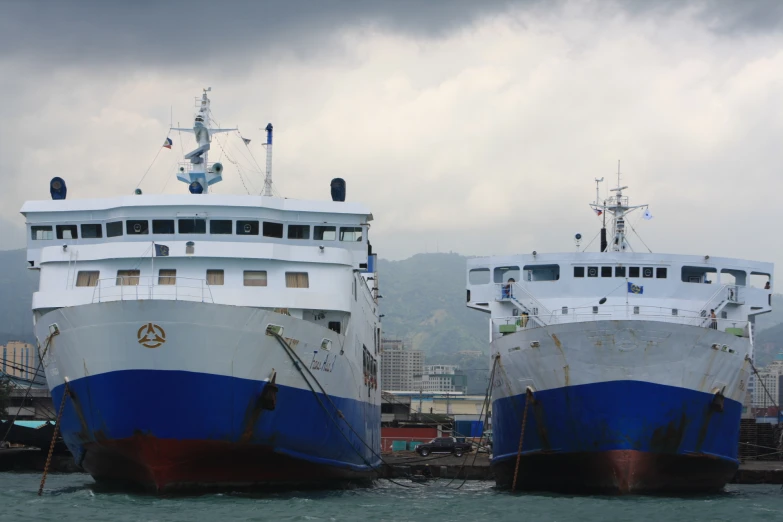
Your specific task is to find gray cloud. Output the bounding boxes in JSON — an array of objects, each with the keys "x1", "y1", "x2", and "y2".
[
  {"x1": 5, "y1": 0, "x2": 782, "y2": 71},
  {"x1": 0, "y1": 0, "x2": 521, "y2": 69},
  {"x1": 3, "y1": 0, "x2": 783, "y2": 281}
]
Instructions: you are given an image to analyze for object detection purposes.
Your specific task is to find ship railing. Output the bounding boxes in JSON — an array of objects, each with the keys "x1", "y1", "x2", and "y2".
[
  {"x1": 495, "y1": 283, "x2": 554, "y2": 324},
  {"x1": 491, "y1": 313, "x2": 751, "y2": 340},
  {"x1": 697, "y1": 284, "x2": 746, "y2": 325},
  {"x1": 91, "y1": 277, "x2": 214, "y2": 304}
]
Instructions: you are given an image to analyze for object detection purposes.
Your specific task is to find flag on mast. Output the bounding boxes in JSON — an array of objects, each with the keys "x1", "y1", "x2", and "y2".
[
  {"x1": 594, "y1": 208, "x2": 603, "y2": 216},
  {"x1": 643, "y1": 209, "x2": 653, "y2": 220},
  {"x1": 242, "y1": 137, "x2": 251, "y2": 145},
  {"x1": 162, "y1": 137, "x2": 173, "y2": 149}
]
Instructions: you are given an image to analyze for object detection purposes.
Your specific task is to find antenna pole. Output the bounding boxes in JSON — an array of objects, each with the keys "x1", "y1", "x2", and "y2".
[{"x1": 263, "y1": 123, "x2": 273, "y2": 196}]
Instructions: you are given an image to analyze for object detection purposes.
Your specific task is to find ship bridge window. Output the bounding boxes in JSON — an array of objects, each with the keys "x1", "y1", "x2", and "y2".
[
  {"x1": 237, "y1": 220, "x2": 259, "y2": 235},
  {"x1": 750, "y1": 272, "x2": 771, "y2": 289},
  {"x1": 144, "y1": 220, "x2": 170, "y2": 234},
  {"x1": 263, "y1": 222, "x2": 284, "y2": 238},
  {"x1": 179, "y1": 218, "x2": 206, "y2": 234},
  {"x1": 244, "y1": 270, "x2": 268, "y2": 287},
  {"x1": 720, "y1": 269, "x2": 746, "y2": 286},
  {"x1": 206, "y1": 269, "x2": 224, "y2": 286},
  {"x1": 116, "y1": 270, "x2": 140, "y2": 286},
  {"x1": 682, "y1": 266, "x2": 717, "y2": 284},
  {"x1": 81, "y1": 224, "x2": 102, "y2": 239},
  {"x1": 126, "y1": 220, "x2": 149, "y2": 235},
  {"x1": 573, "y1": 267, "x2": 585, "y2": 278},
  {"x1": 31, "y1": 226, "x2": 53, "y2": 240},
  {"x1": 469, "y1": 268, "x2": 491, "y2": 284},
  {"x1": 601, "y1": 267, "x2": 612, "y2": 277},
  {"x1": 106, "y1": 221, "x2": 123, "y2": 237},
  {"x1": 152, "y1": 220, "x2": 175, "y2": 234},
  {"x1": 75, "y1": 271, "x2": 99, "y2": 287},
  {"x1": 210, "y1": 220, "x2": 233, "y2": 234},
  {"x1": 615, "y1": 266, "x2": 626, "y2": 277},
  {"x1": 56, "y1": 225, "x2": 78, "y2": 240},
  {"x1": 286, "y1": 272, "x2": 309, "y2": 288},
  {"x1": 494, "y1": 266, "x2": 520, "y2": 283},
  {"x1": 524, "y1": 265, "x2": 560, "y2": 282},
  {"x1": 288, "y1": 224, "x2": 310, "y2": 240},
  {"x1": 315, "y1": 226, "x2": 336, "y2": 241},
  {"x1": 339, "y1": 227, "x2": 363, "y2": 242},
  {"x1": 587, "y1": 267, "x2": 598, "y2": 278},
  {"x1": 629, "y1": 267, "x2": 640, "y2": 278},
  {"x1": 656, "y1": 267, "x2": 668, "y2": 279},
  {"x1": 643, "y1": 267, "x2": 654, "y2": 278}
]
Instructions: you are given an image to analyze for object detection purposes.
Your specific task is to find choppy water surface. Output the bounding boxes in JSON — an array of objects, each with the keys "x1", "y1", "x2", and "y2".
[{"x1": 3, "y1": 473, "x2": 783, "y2": 522}]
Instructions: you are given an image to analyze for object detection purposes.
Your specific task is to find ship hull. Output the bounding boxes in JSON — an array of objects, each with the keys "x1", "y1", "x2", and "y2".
[
  {"x1": 490, "y1": 320, "x2": 749, "y2": 494},
  {"x1": 37, "y1": 300, "x2": 381, "y2": 492}
]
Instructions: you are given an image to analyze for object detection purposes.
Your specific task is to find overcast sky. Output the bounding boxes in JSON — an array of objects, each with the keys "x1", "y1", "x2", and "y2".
[{"x1": 2, "y1": 0, "x2": 783, "y2": 278}]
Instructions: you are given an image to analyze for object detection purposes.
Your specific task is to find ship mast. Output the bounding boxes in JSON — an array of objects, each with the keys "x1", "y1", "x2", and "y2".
[
  {"x1": 171, "y1": 88, "x2": 237, "y2": 194},
  {"x1": 589, "y1": 162, "x2": 648, "y2": 253}
]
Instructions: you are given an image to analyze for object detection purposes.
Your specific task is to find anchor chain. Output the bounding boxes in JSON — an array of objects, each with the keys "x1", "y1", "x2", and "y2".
[
  {"x1": 511, "y1": 388, "x2": 533, "y2": 493},
  {"x1": 38, "y1": 381, "x2": 69, "y2": 496}
]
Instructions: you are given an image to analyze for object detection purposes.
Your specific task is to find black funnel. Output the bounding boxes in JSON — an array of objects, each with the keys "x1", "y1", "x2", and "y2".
[{"x1": 330, "y1": 178, "x2": 346, "y2": 202}]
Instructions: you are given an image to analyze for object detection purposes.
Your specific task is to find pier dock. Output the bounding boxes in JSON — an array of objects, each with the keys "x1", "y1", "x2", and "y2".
[{"x1": 382, "y1": 452, "x2": 783, "y2": 485}]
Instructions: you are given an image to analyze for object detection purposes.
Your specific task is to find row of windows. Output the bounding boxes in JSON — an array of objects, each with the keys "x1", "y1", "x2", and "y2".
[
  {"x1": 75, "y1": 270, "x2": 310, "y2": 288},
  {"x1": 573, "y1": 266, "x2": 667, "y2": 279},
  {"x1": 32, "y1": 221, "x2": 364, "y2": 242}
]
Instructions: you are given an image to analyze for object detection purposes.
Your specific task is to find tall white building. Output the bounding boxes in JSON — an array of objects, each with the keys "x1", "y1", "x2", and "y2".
[
  {"x1": 751, "y1": 353, "x2": 783, "y2": 408},
  {"x1": 380, "y1": 339, "x2": 423, "y2": 391}
]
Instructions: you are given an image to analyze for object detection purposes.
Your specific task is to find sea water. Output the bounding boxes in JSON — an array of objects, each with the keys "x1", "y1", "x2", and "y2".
[{"x1": 2, "y1": 473, "x2": 783, "y2": 522}]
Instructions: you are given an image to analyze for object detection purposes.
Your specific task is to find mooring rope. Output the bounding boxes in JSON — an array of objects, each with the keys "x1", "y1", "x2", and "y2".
[
  {"x1": 1, "y1": 334, "x2": 54, "y2": 444},
  {"x1": 270, "y1": 333, "x2": 417, "y2": 488},
  {"x1": 448, "y1": 354, "x2": 499, "y2": 489}
]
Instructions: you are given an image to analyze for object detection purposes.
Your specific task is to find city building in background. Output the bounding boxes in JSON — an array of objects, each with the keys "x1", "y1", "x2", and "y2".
[
  {"x1": 1, "y1": 341, "x2": 36, "y2": 380},
  {"x1": 380, "y1": 339, "x2": 423, "y2": 392},
  {"x1": 751, "y1": 353, "x2": 783, "y2": 411},
  {"x1": 416, "y1": 364, "x2": 468, "y2": 393}
]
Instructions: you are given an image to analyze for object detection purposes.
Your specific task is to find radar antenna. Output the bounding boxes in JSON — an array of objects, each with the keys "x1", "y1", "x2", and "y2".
[{"x1": 171, "y1": 88, "x2": 237, "y2": 194}]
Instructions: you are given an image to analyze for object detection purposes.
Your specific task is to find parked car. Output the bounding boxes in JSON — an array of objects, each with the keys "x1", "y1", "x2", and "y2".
[{"x1": 415, "y1": 437, "x2": 473, "y2": 457}]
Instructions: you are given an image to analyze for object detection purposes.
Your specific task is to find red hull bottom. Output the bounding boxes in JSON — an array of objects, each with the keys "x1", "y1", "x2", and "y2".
[
  {"x1": 81, "y1": 435, "x2": 376, "y2": 493},
  {"x1": 493, "y1": 450, "x2": 737, "y2": 494}
]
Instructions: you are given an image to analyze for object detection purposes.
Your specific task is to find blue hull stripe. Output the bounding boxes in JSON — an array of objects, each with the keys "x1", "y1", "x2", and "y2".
[
  {"x1": 52, "y1": 369, "x2": 381, "y2": 471},
  {"x1": 492, "y1": 380, "x2": 740, "y2": 465}
]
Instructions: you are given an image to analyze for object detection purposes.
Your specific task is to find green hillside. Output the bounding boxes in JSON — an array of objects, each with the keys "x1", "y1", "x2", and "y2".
[{"x1": 377, "y1": 253, "x2": 487, "y2": 355}]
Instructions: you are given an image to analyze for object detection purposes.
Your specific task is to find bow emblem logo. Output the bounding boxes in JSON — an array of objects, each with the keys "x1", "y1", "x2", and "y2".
[{"x1": 137, "y1": 323, "x2": 166, "y2": 349}]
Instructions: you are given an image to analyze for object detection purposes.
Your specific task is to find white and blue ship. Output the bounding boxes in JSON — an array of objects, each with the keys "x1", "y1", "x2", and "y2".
[
  {"x1": 467, "y1": 179, "x2": 773, "y2": 493},
  {"x1": 20, "y1": 89, "x2": 382, "y2": 491}
]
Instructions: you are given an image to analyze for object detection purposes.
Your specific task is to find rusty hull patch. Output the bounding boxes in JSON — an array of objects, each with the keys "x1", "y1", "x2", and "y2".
[
  {"x1": 66, "y1": 387, "x2": 92, "y2": 442},
  {"x1": 530, "y1": 397, "x2": 552, "y2": 451},
  {"x1": 650, "y1": 411, "x2": 689, "y2": 453},
  {"x1": 240, "y1": 380, "x2": 278, "y2": 443}
]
